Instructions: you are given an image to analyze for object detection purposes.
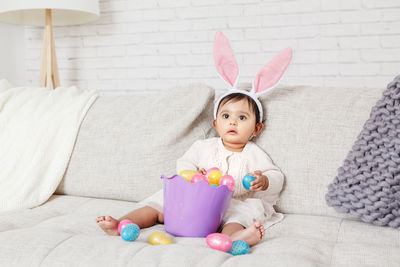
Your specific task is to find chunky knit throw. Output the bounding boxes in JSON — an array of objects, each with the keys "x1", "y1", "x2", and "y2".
[{"x1": 326, "y1": 75, "x2": 400, "y2": 228}]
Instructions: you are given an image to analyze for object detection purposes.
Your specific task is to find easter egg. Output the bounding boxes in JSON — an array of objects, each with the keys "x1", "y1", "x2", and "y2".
[
  {"x1": 120, "y1": 223, "x2": 140, "y2": 242},
  {"x1": 206, "y1": 167, "x2": 220, "y2": 176},
  {"x1": 206, "y1": 233, "x2": 232, "y2": 252},
  {"x1": 118, "y1": 219, "x2": 133, "y2": 234},
  {"x1": 149, "y1": 232, "x2": 173, "y2": 245},
  {"x1": 219, "y1": 175, "x2": 235, "y2": 191},
  {"x1": 242, "y1": 174, "x2": 255, "y2": 190},
  {"x1": 208, "y1": 170, "x2": 222, "y2": 185},
  {"x1": 210, "y1": 184, "x2": 218, "y2": 188},
  {"x1": 179, "y1": 170, "x2": 198, "y2": 182},
  {"x1": 228, "y1": 240, "x2": 250, "y2": 255},
  {"x1": 191, "y1": 174, "x2": 208, "y2": 183}
]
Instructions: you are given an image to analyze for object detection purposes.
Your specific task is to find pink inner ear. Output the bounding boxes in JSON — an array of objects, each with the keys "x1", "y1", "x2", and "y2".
[
  {"x1": 253, "y1": 47, "x2": 293, "y2": 94},
  {"x1": 214, "y1": 31, "x2": 239, "y2": 87}
]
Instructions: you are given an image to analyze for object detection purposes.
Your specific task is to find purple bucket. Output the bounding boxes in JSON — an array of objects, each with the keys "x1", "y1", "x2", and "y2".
[{"x1": 162, "y1": 175, "x2": 233, "y2": 237}]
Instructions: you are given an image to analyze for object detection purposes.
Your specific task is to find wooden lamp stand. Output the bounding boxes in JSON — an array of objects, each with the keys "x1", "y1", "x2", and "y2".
[{"x1": 39, "y1": 9, "x2": 60, "y2": 89}]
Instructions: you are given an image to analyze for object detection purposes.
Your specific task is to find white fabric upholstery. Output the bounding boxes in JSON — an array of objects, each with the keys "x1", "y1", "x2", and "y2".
[
  {"x1": 0, "y1": 195, "x2": 398, "y2": 266},
  {"x1": 255, "y1": 85, "x2": 384, "y2": 217},
  {"x1": 1, "y1": 83, "x2": 399, "y2": 266},
  {"x1": 56, "y1": 84, "x2": 215, "y2": 202}
]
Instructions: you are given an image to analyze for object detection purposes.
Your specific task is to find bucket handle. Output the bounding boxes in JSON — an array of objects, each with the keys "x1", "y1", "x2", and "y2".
[{"x1": 160, "y1": 175, "x2": 179, "y2": 180}]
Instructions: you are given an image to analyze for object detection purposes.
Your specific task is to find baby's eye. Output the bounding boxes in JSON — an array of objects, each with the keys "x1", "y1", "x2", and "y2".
[
  {"x1": 223, "y1": 114, "x2": 229, "y2": 119},
  {"x1": 239, "y1": 115, "x2": 246, "y2": 120}
]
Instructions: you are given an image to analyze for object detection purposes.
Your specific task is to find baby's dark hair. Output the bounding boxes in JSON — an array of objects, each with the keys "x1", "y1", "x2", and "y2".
[{"x1": 217, "y1": 93, "x2": 261, "y2": 124}]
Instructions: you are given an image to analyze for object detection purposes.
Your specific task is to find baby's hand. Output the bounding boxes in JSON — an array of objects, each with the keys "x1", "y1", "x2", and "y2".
[{"x1": 250, "y1": 170, "x2": 269, "y2": 191}]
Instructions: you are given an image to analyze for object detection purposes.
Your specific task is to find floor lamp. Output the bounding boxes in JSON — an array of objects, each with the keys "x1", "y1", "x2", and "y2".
[{"x1": 0, "y1": 1, "x2": 99, "y2": 89}]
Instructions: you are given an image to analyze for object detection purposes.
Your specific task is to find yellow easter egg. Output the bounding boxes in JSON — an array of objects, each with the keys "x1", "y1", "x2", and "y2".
[
  {"x1": 179, "y1": 170, "x2": 198, "y2": 182},
  {"x1": 208, "y1": 170, "x2": 222, "y2": 185},
  {"x1": 149, "y1": 232, "x2": 173, "y2": 245}
]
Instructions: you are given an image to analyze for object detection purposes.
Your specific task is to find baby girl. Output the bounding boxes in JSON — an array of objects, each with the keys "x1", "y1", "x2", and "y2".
[{"x1": 97, "y1": 31, "x2": 292, "y2": 247}]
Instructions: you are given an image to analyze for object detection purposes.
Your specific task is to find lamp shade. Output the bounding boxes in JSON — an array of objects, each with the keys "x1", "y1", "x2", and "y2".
[{"x1": 0, "y1": 0, "x2": 99, "y2": 26}]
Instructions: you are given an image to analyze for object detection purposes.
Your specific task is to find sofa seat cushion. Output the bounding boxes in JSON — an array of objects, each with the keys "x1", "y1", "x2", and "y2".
[{"x1": 0, "y1": 196, "x2": 398, "y2": 267}]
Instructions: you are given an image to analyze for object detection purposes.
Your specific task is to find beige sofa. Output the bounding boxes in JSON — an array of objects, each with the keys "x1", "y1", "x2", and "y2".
[{"x1": 1, "y1": 83, "x2": 399, "y2": 266}]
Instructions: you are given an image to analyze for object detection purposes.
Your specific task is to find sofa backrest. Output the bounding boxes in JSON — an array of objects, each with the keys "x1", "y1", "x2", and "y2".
[
  {"x1": 56, "y1": 84, "x2": 215, "y2": 202},
  {"x1": 254, "y1": 84, "x2": 384, "y2": 218},
  {"x1": 58, "y1": 82, "x2": 385, "y2": 219}
]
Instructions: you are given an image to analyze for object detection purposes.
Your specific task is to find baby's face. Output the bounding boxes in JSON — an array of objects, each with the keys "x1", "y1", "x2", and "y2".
[{"x1": 214, "y1": 99, "x2": 262, "y2": 150}]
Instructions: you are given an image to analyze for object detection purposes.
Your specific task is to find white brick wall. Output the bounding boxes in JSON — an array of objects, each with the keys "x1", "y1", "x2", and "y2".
[{"x1": 23, "y1": 0, "x2": 400, "y2": 94}]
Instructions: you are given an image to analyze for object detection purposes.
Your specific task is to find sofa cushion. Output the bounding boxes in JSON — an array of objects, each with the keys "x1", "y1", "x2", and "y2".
[
  {"x1": 56, "y1": 84, "x2": 215, "y2": 202},
  {"x1": 326, "y1": 75, "x2": 400, "y2": 228},
  {"x1": 0, "y1": 195, "x2": 398, "y2": 267},
  {"x1": 251, "y1": 84, "x2": 384, "y2": 218}
]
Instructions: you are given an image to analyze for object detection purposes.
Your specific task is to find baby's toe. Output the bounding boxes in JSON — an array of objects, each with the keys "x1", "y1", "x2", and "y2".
[
  {"x1": 96, "y1": 216, "x2": 105, "y2": 223},
  {"x1": 254, "y1": 220, "x2": 261, "y2": 228},
  {"x1": 259, "y1": 226, "x2": 265, "y2": 238}
]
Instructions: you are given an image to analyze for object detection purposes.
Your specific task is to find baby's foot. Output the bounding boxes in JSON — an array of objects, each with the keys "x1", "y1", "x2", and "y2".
[
  {"x1": 230, "y1": 221, "x2": 265, "y2": 246},
  {"x1": 96, "y1": 216, "x2": 119, "y2": 236}
]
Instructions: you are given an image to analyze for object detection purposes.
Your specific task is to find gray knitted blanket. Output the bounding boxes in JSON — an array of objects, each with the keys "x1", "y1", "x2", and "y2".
[{"x1": 326, "y1": 75, "x2": 400, "y2": 228}]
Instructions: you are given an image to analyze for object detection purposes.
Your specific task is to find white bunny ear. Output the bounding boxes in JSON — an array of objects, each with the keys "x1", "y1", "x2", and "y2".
[
  {"x1": 252, "y1": 47, "x2": 293, "y2": 95},
  {"x1": 214, "y1": 31, "x2": 239, "y2": 88}
]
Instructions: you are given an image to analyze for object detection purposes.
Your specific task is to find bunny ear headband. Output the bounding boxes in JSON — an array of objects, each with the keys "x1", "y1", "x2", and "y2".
[{"x1": 213, "y1": 31, "x2": 293, "y2": 122}]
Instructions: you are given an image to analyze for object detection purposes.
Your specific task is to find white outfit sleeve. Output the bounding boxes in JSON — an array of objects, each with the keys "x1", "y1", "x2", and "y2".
[
  {"x1": 176, "y1": 140, "x2": 203, "y2": 173},
  {"x1": 249, "y1": 144, "x2": 284, "y2": 205},
  {"x1": 247, "y1": 144, "x2": 285, "y2": 228}
]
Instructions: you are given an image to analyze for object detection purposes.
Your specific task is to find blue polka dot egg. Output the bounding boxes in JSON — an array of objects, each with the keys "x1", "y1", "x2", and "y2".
[
  {"x1": 228, "y1": 240, "x2": 250, "y2": 255},
  {"x1": 120, "y1": 223, "x2": 140, "y2": 242}
]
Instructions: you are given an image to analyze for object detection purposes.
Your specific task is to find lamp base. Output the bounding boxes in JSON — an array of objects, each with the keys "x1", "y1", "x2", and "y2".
[{"x1": 39, "y1": 9, "x2": 60, "y2": 89}]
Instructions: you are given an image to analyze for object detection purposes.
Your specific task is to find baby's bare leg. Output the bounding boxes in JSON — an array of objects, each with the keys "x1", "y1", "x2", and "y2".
[
  {"x1": 119, "y1": 206, "x2": 164, "y2": 228},
  {"x1": 221, "y1": 222, "x2": 245, "y2": 236},
  {"x1": 221, "y1": 221, "x2": 265, "y2": 246},
  {"x1": 96, "y1": 206, "x2": 163, "y2": 236}
]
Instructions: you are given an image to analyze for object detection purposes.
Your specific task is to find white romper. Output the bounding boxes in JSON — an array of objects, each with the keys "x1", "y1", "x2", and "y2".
[{"x1": 143, "y1": 137, "x2": 284, "y2": 229}]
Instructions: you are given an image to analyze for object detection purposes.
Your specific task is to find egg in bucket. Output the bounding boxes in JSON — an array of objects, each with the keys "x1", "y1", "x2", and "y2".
[{"x1": 161, "y1": 174, "x2": 233, "y2": 237}]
